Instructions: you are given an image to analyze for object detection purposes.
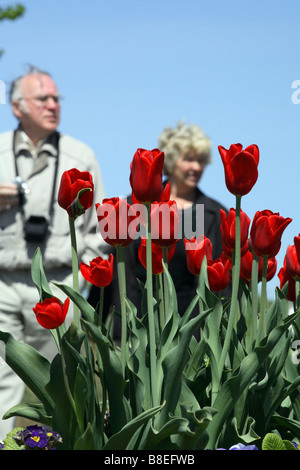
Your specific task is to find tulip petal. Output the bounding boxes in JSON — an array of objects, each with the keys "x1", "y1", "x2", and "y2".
[
  {"x1": 245, "y1": 144, "x2": 260, "y2": 165},
  {"x1": 80, "y1": 262, "x2": 93, "y2": 284},
  {"x1": 226, "y1": 151, "x2": 258, "y2": 196}
]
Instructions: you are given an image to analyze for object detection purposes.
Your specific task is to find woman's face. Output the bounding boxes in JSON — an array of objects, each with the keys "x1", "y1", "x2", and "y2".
[{"x1": 171, "y1": 151, "x2": 206, "y2": 191}]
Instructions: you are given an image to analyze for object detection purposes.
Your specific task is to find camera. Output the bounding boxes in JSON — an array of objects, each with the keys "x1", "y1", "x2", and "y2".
[
  {"x1": 24, "y1": 215, "x2": 49, "y2": 242},
  {"x1": 12, "y1": 178, "x2": 49, "y2": 242},
  {"x1": 13, "y1": 176, "x2": 30, "y2": 205}
]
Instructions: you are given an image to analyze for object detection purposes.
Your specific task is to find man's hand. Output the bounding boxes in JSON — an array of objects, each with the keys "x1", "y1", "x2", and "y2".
[{"x1": 0, "y1": 183, "x2": 20, "y2": 212}]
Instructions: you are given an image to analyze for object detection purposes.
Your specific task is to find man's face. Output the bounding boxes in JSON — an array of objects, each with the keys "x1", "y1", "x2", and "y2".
[{"x1": 13, "y1": 73, "x2": 60, "y2": 141}]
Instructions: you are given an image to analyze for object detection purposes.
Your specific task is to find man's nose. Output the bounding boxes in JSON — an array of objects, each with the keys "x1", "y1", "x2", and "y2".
[{"x1": 47, "y1": 96, "x2": 59, "y2": 108}]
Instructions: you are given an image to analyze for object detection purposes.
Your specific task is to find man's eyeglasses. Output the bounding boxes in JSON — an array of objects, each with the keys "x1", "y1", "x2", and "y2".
[{"x1": 20, "y1": 94, "x2": 62, "y2": 106}]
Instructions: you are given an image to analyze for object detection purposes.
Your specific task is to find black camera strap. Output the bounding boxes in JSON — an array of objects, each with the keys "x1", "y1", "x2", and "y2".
[{"x1": 12, "y1": 129, "x2": 60, "y2": 220}]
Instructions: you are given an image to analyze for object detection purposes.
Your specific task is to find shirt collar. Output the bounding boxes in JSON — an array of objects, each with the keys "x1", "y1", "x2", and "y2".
[{"x1": 14, "y1": 128, "x2": 58, "y2": 158}]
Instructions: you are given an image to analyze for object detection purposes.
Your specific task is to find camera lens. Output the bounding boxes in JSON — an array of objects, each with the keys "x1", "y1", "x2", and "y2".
[{"x1": 13, "y1": 177, "x2": 30, "y2": 195}]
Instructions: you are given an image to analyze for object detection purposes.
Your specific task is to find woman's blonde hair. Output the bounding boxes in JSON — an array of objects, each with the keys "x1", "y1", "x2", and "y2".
[{"x1": 158, "y1": 121, "x2": 212, "y2": 176}]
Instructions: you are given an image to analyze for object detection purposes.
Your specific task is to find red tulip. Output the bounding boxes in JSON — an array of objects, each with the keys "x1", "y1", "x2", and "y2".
[
  {"x1": 250, "y1": 210, "x2": 292, "y2": 258},
  {"x1": 278, "y1": 257, "x2": 296, "y2": 302},
  {"x1": 240, "y1": 250, "x2": 277, "y2": 285},
  {"x1": 130, "y1": 148, "x2": 164, "y2": 203},
  {"x1": 295, "y1": 233, "x2": 300, "y2": 258},
  {"x1": 96, "y1": 198, "x2": 138, "y2": 247},
  {"x1": 218, "y1": 143, "x2": 259, "y2": 196},
  {"x1": 132, "y1": 181, "x2": 171, "y2": 206},
  {"x1": 262, "y1": 257, "x2": 277, "y2": 282},
  {"x1": 286, "y1": 234, "x2": 300, "y2": 280},
  {"x1": 58, "y1": 168, "x2": 94, "y2": 218},
  {"x1": 80, "y1": 254, "x2": 114, "y2": 287},
  {"x1": 151, "y1": 200, "x2": 179, "y2": 247},
  {"x1": 157, "y1": 182, "x2": 171, "y2": 202},
  {"x1": 138, "y1": 238, "x2": 176, "y2": 275},
  {"x1": 33, "y1": 297, "x2": 70, "y2": 329},
  {"x1": 220, "y1": 208, "x2": 250, "y2": 257},
  {"x1": 184, "y1": 235, "x2": 213, "y2": 276},
  {"x1": 207, "y1": 257, "x2": 230, "y2": 292},
  {"x1": 131, "y1": 182, "x2": 171, "y2": 230}
]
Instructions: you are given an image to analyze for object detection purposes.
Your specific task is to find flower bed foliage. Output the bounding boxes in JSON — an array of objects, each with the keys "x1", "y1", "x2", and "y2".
[{"x1": 1, "y1": 143, "x2": 300, "y2": 450}]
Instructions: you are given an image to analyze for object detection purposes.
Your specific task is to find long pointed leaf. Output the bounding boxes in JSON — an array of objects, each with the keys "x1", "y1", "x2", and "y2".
[
  {"x1": 103, "y1": 403, "x2": 164, "y2": 450},
  {"x1": 31, "y1": 248, "x2": 53, "y2": 300},
  {"x1": 0, "y1": 331, "x2": 54, "y2": 414},
  {"x1": 53, "y1": 282, "x2": 95, "y2": 323},
  {"x1": 3, "y1": 402, "x2": 52, "y2": 426}
]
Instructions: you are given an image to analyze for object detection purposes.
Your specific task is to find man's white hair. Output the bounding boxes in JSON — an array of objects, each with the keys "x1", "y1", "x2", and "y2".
[{"x1": 9, "y1": 64, "x2": 52, "y2": 113}]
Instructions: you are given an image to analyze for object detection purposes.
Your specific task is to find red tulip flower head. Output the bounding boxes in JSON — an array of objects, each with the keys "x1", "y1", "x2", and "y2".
[
  {"x1": 130, "y1": 148, "x2": 165, "y2": 203},
  {"x1": 240, "y1": 250, "x2": 277, "y2": 286},
  {"x1": 80, "y1": 254, "x2": 114, "y2": 287},
  {"x1": 138, "y1": 238, "x2": 176, "y2": 275},
  {"x1": 218, "y1": 143, "x2": 259, "y2": 196},
  {"x1": 250, "y1": 210, "x2": 292, "y2": 258},
  {"x1": 278, "y1": 256, "x2": 296, "y2": 302},
  {"x1": 131, "y1": 181, "x2": 171, "y2": 206},
  {"x1": 207, "y1": 257, "x2": 230, "y2": 292},
  {"x1": 278, "y1": 257, "x2": 296, "y2": 302},
  {"x1": 184, "y1": 235, "x2": 213, "y2": 276},
  {"x1": 151, "y1": 200, "x2": 179, "y2": 247},
  {"x1": 285, "y1": 234, "x2": 300, "y2": 280},
  {"x1": 58, "y1": 168, "x2": 94, "y2": 218},
  {"x1": 33, "y1": 297, "x2": 70, "y2": 329},
  {"x1": 96, "y1": 198, "x2": 138, "y2": 247},
  {"x1": 220, "y1": 208, "x2": 250, "y2": 257}
]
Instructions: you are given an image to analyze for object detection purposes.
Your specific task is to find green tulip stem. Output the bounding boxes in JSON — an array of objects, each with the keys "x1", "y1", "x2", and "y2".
[
  {"x1": 57, "y1": 328, "x2": 78, "y2": 427},
  {"x1": 256, "y1": 256, "x2": 268, "y2": 346},
  {"x1": 145, "y1": 202, "x2": 158, "y2": 408},
  {"x1": 218, "y1": 195, "x2": 241, "y2": 378},
  {"x1": 69, "y1": 216, "x2": 80, "y2": 328},
  {"x1": 296, "y1": 280, "x2": 300, "y2": 311},
  {"x1": 116, "y1": 245, "x2": 127, "y2": 375},
  {"x1": 162, "y1": 246, "x2": 169, "y2": 324},
  {"x1": 98, "y1": 286, "x2": 104, "y2": 328},
  {"x1": 250, "y1": 253, "x2": 259, "y2": 349},
  {"x1": 156, "y1": 273, "x2": 165, "y2": 332}
]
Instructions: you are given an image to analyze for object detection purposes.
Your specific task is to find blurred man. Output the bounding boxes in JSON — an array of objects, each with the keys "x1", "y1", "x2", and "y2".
[{"x1": 0, "y1": 66, "x2": 105, "y2": 437}]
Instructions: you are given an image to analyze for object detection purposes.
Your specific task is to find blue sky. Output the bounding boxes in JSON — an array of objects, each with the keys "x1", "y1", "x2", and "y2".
[{"x1": 1, "y1": 0, "x2": 299, "y2": 297}]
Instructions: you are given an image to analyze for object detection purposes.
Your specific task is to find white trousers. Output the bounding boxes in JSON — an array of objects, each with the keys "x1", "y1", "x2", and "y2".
[{"x1": 0, "y1": 268, "x2": 74, "y2": 439}]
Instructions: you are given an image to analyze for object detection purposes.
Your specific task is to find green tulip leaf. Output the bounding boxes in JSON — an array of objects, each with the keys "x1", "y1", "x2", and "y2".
[
  {"x1": 0, "y1": 331, "x2": 54, "y2": 414},
  {"x1": 74, "y1": 423, "x2": 96, "y2": 450},
  {"x1": 103, "y1": 403, "x2": 164, "y2": 450},
  {"x1": 68, "y1": 187, "x2": 92, "y2": 218},
  {"x1": 31, "y1": 247, "x2": 53, "y2": 300},
  {"x1": 3, "y1": 402, "x2": 52, "y2": 426},
  {"x1": 53, "y1": 282, "x2": 95, "y2": 323}
]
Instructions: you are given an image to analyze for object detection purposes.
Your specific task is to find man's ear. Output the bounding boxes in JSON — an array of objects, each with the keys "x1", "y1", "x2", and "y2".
[{"x1": 11, "y1": 100, "x2": 24, "y2": 119}]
